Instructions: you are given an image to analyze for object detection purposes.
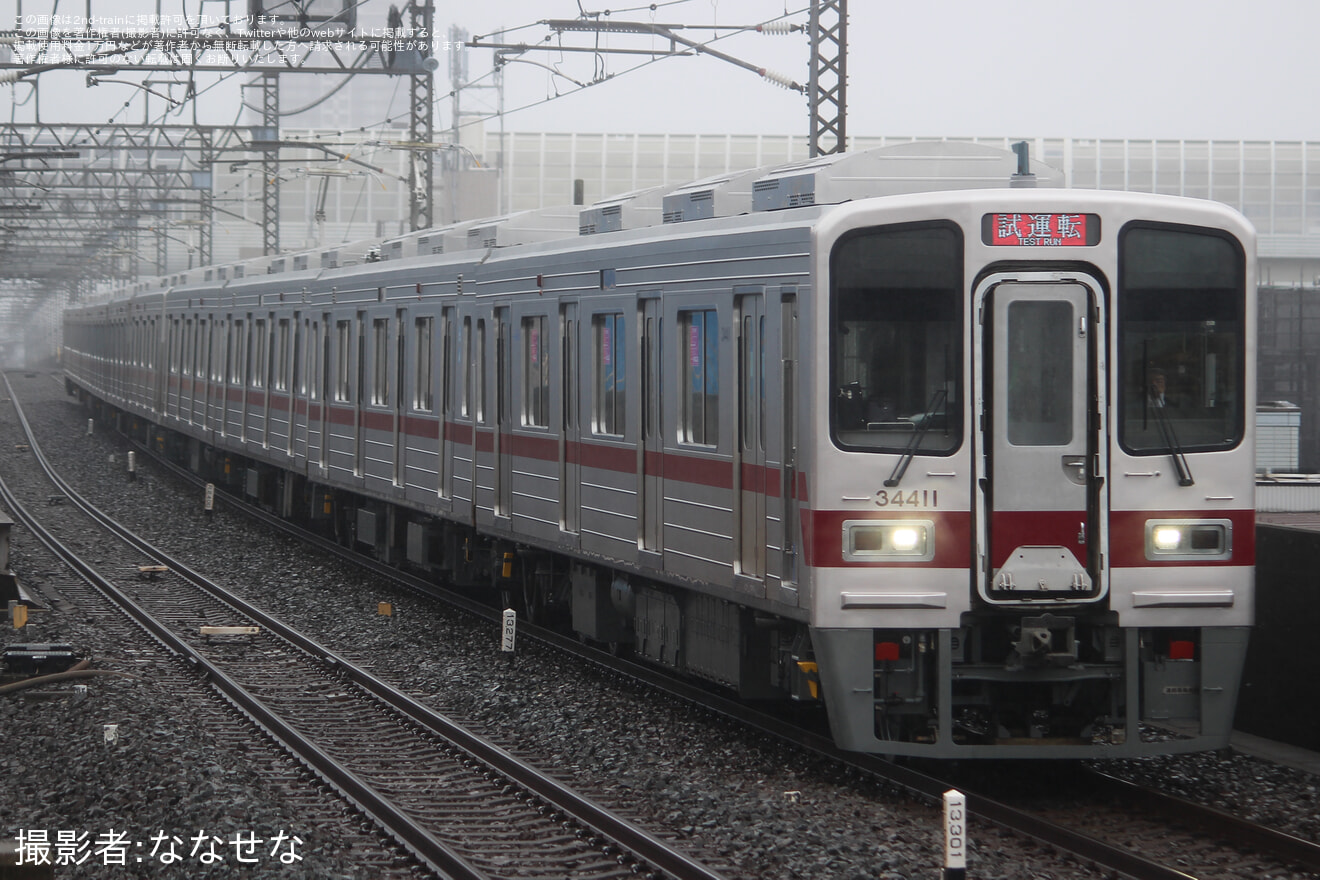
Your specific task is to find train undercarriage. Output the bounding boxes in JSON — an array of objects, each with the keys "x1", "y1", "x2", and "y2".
[{"x1": 92, "y1": 397, "x2": 1248, "y2": 759}]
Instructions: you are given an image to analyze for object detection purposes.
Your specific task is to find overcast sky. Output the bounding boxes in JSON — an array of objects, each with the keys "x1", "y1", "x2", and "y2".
[{"x1": 4, "y1": 0, "x2": 1319, "y2": 142}]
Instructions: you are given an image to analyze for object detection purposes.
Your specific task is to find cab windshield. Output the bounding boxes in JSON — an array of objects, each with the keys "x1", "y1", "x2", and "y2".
[
  {"x1": 1118, "y1": 224, "x2": 1245, "y2": 455},
  {"x1": 830, "y1": 223, "x2": 963, "y2": 454}
]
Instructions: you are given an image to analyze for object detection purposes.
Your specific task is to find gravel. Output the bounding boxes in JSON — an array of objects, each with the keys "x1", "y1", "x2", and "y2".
[{"x1": 3, "y1": 369, "x2": 1318, "y2": 880}]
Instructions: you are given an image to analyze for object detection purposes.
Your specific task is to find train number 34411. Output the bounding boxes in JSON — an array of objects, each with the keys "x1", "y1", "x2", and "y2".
[{"x1": 874, "y1": 489, "x2": 937, "y2": 508}]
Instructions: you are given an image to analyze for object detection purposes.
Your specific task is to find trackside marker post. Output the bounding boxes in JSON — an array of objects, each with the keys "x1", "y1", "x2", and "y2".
[
  {"x1": 501, "y1": 608, "x2": 517, "y2": 658},
  {"x1": 943, "y1": 789, "x2": 967, "y2": 879},
  {"x1": 204, "y1": 483, "x2": 215, "y2": 518}
]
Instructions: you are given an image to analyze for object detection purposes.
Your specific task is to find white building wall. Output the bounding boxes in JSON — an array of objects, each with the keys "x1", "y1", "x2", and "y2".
[{"x1": 152, "y1": 132, "x2": 1320, "y2": 289}]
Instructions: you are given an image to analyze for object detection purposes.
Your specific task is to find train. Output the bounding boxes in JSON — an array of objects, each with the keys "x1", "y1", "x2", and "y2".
[{"x1": 62, "y1": 142, "x2": 1255, "y2": 758}]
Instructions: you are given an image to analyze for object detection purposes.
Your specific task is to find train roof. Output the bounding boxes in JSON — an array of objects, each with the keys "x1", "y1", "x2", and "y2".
[{"x1": 74, "y1": 141, "x2": 1255, "y2": 310}]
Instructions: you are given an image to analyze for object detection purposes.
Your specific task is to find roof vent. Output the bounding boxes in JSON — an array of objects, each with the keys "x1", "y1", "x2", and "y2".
[
  {"x1": 444, "y1": 207, "x2": 578, "y2": 251},
  {"x1": 752, "y1": 176, "x2": 816, "y2": 210},
  {"x1": 467, "y1": 227, "x2": 499, "y2": 249},
  {"x1": 578, "y1": 204, "x2": 623, "y2": 236},
  {"x1": 663, "y1": 189, "x2": 715, "y2": 223},
  {"x1": 579, "y1": 185, "x2": 669, "y2": 235}
]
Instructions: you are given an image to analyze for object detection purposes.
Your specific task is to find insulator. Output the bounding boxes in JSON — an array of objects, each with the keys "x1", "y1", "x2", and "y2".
[
  {"x1": 762, "y1": 69, "x2": 801, "y2": 91},
  {"x1": 757, "y1": 21, "x2": 796, "y2": 35}
]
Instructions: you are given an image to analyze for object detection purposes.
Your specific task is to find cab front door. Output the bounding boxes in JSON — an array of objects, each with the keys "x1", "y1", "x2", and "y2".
[{"x1": 974, "y1": 275, "x2": 1107, "y2": 604}]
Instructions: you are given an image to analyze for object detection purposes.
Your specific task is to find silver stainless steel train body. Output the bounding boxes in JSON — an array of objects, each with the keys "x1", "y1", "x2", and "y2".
[{"x1": 63, "y1": 144, "x2": 1256, "y2": 758}]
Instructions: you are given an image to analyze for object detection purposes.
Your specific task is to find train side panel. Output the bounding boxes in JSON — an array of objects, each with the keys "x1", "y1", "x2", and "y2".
[{"x1": 63, "y1": 180, "x2": 1256, "y2": 759}]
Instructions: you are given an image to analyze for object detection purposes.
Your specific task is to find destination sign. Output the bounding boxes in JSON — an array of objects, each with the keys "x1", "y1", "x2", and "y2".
[{"x1": 983, "y1": 213, "x2": 1101, "y2": 247}]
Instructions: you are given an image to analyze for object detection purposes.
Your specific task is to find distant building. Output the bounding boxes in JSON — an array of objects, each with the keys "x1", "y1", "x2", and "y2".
[{"x1": 1258, "y1": 402, "x2": 1302, "y2": 473}]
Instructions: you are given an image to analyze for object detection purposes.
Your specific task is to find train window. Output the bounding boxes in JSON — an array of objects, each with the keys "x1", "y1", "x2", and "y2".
[
  {"x1": 737, "y1": 310, "x2": 766, "y2": 454},
  {"x1": 593, "y1": 312, "x2": 626, "y2": 437},
  {"x1": 199, "y1": 320, "x2": 210, "y2": 384},
  {"x1": 1118, "y1": 223, "x2": 1245, "y2": 454},
  {"x1": 1006, "y1": 300, "x2": 1073, "y2": 446},
  {"x1": 170, "y1": 319, "x2": 181, "y2": 376},
  {"x1": 292, "y1": 319, "x2": 303, "y2": 395},
  {"x1": 311, "y1": 321, "x2": 323, "y2": 401},
  {"x1": 522, "y1": 315, "x2": 549, "y2": 428},
  {"x1": 680, "y1": 309, "x2": 719, "y2": 446},
  {"x1": 197, "y1": 320, "x2": 207, "y2": 380},
  {"x1": 759, "y1": 315, "x2": 766, "y2": 452},
  {"x1": 475, "y1": 319, "x2": 487, "y2": 423},
  {"x1": 372, "y1": 318, "x2": 390, "y2": 405},
  {"x1": 252, "y1": 320, "x2": 267, "y2": 389},
  {"x1": 212, "y1": 322, "x2": 226, "y2": 382},
  {"x1": 459, "y1": 317, "x2": 472, "y2": 417},
  {"x1": 275, "y1": 319, "x2": 291, "y2": 391},
  {"x1": 415, "y1": 317, "x2": 434, "y2": 411},
  {"x1": 335, "y1": 320, "x2": 351, "y2": 401},
  {"x1": 560, "y1": 307, "x2": 576, "y2": 433},
  {"x1": 441, "y1": 309, "x2": 455, "y2": 418},
  {"x1": 829, "y1": 223, "x2": 963, "y2": 454},
  {"x1": 269, "y1": 321, "x2": 281, "y2": 391},
  {"x1": 231, "y1": 320, "x2": 245, "y2": 384}
]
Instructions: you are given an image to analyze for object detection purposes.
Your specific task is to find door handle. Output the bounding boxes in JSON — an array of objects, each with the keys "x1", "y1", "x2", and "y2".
[{"x1": 1061, "y1": 455, "x2": 1088, "y2": 485}]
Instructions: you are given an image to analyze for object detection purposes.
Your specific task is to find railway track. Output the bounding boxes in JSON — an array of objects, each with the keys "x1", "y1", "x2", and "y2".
[
  {"x1": 11, "y1": 371, "x2": 1320, "y2": 880},
  {"x1": 1, "y1": 373, "x2": 731, "y2": 880},
  {"x1": 114, "y1": 452, "x2": 1320, "y2": 880}
]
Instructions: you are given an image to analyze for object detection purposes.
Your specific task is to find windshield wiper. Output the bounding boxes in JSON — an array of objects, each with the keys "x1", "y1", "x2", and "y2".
[
  {"x1": 885, "y1": 388, "x2": 948, "y2": 488},
  {"x1": 1148, "y1": 400, "x2": 1195, "y2": 486}
]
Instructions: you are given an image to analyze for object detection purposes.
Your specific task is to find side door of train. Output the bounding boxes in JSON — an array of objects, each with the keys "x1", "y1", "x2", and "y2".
[
  {"x1": 403, "y1": 308, "x2": 441, "y2": 501},
  {"x1": 438, "y1": 305, "x2": 457, "y2": 505},
  {"x1": 361, "y1": 305, "x2": 397, "y2": 489},
  {"x1": 495, "y1": 306, "x2": 512, "y2": 520},
  {"x1": 165, "y1": 315, "x2": 180, "y2": 419},
  {"x1": 639, "y1": 294, "x2": 663, "y2": 557},
  {"x1": 206, "y1": 316, "x2": 225, "y2": 437},
  {"x1": 271, "y1": 313, "x2": 290, "y2": 451},
  {"x1": 558, "y1": 301, "x2": 581, "y2": 545},
  {"x1": 290, "y1": 314, "x2": 314, "y2": 467},
  {"x1": 972, "y1": 271, "x2": 1109, "y2": 604},
  {"x1": 150, "y1": 304, "x2": 166, "y2": 417},
  {"x1": 195, "y1": 315, "x2": 212, "y2": 428},
  {"x1": 734, "y1": 288, "x2": 767, "y2": 588}
]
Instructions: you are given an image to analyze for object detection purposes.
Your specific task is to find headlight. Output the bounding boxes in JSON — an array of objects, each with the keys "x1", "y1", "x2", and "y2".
[
  {"x1": 843, "y1": 520, "x2": 935, "y2": 562},
  {"x1": 1144, "y1": 519, "x2": 1232, "y2": 561}
]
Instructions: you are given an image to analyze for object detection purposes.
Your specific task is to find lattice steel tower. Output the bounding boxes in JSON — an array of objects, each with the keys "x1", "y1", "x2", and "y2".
[{"x1": 808, "y1": 0, "x2": 848, "y2": 157}]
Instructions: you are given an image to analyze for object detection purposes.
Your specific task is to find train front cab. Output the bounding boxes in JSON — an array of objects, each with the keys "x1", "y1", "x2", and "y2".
[{"x1": 808, "y1": 195, "x2": 1254, "y2": 758}]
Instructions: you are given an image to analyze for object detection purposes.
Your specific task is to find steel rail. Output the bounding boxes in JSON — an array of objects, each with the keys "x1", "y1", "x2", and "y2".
[
  {"x1": 6, "y1": 375, "x2": 729, "y2": 880},
  {"x1": 1086, "y1": 768, "x2": 1320, "y2": 876},
  {"x1": 115, "y1": 425, "x2": 1210, "y2": 880},
  {"x1": 1, "y1": 378, "x2": 486, "y2": 880}
]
